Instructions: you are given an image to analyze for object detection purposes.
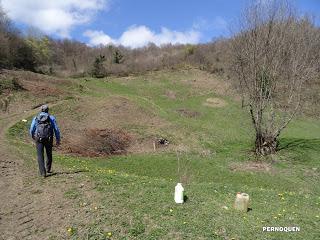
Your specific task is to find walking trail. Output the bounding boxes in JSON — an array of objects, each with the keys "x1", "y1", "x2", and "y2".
[{"x1": 0, "y1": 107, "x2": 100, "y2": 239}]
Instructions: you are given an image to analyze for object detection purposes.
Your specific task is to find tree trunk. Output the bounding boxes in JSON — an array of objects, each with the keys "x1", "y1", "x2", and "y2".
[{"x1": 255, "y1": 132, "x2": 278, "y2": 155}]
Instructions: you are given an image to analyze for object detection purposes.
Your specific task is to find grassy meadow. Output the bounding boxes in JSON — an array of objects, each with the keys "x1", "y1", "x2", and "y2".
[{"x1": 6, "y1": 69, "x2": 320, "y2": 239}]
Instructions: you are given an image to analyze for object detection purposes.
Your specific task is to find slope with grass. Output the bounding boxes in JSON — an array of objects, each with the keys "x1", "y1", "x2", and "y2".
[
  {"x1": 0, "y1": 73, "x2": 105, "y2": 240},
  {"x1": 4, "y1": 69, "x2": 320, "y2": 239}
]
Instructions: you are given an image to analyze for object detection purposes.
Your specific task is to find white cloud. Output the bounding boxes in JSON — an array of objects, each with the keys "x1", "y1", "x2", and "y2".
[
  {"x1": 84, "y1": 25, "x2": 201, "y2": 48},
  {"x1": 118, "y1": 26, "x2": 155, "y2": 48},
  {"x1": 83, "y1": 30, "x2": 116, "y2": 46},
  {"x1": 2, "y1": 0, "x2": 108, "y2": 37}
]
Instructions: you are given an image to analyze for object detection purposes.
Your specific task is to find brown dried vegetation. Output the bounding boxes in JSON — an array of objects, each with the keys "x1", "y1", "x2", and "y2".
[
  {"x1": 64, "y1": 128, "x2": 132, "y2": 157},
  {"x1": 229, "y1": 161, "x2": 273, "y2": 173},
  {"x1": 176, "y1": 108, "x2": 201, "y2": 118},
  {"x1": 55, "y1": 96, "x2": 173, "y2": 156},
  {"x1": 0, "y1": 70, "x2": 69, "y2": 96}
]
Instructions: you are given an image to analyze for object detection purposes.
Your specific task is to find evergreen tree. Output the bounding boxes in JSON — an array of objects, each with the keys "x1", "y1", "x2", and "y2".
[
  {"x1": 92, "y1": 55, "x2": 106, "y2": 78},
  {"x1": 113, "y1": 49, "x2": 123, "y2": 64}
]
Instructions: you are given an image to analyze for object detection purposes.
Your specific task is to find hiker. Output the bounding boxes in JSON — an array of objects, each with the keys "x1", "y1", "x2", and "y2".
[{"x1": 29, "y1": 105, "x2": 61, "y2": 177}]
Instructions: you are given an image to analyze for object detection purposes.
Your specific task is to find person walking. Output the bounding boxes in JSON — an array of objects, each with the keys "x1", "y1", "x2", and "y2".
[{"x1": 29, "y1": 105, "x2": 61, "y2": 177}]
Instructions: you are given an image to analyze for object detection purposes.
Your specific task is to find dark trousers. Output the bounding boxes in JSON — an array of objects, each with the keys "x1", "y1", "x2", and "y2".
[{"x1": 36, "y1": 140, "x2": 53, "y2": 176}]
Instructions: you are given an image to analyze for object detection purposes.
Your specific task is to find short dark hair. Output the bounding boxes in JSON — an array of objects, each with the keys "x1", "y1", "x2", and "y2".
[{"x1": 41, "y1": 105, "x2": 49, "y2": 113}]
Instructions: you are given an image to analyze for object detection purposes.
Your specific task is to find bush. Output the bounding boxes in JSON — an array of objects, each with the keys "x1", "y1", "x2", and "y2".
[
  {"x1": 0, "y1": 77, "x2": 24, "y2": 94},
  {"x1": 112, "y1": 49, "x2": 124, "y2": 64},
  {"x1": 92, "y1": 55, "x2": 106, "y2": 78}
]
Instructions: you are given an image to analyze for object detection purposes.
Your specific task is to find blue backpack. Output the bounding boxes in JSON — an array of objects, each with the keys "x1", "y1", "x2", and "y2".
[{"x1": 35, "y1": 113, "x2": 52, "y2": 142}]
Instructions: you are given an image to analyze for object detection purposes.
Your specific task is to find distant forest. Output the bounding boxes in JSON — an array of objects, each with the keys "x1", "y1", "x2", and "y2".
[{"x1": 0, "y1": 7, "x2": 229, "y2": 78}]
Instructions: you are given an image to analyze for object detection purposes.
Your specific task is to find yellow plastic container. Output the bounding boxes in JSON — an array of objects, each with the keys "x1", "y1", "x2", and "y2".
[{"x1": 234, "y1": 192, "x2": 250, "y2": 211}]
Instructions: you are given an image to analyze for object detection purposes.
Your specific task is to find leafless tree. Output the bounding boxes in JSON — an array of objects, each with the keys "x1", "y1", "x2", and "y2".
[
  {"x1": 0, "y1": 6, "x2": 13, "y2": 68},
  {"x1": 231, "y1": 0, "x2": 319, "y2": 155}
]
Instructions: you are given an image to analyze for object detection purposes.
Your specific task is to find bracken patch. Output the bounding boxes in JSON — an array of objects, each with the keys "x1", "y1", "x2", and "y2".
[{"x1": 63, "y1": 128, "x2": 133, "y2": 157}]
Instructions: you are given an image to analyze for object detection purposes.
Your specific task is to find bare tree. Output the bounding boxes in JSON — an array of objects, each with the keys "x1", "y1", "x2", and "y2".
[
  {"x1": 0, "y1": 6, "x2": 13, "y2": 68},
  {"x1": 231, "y1": 0, "x2": 319, "y2": 155}
]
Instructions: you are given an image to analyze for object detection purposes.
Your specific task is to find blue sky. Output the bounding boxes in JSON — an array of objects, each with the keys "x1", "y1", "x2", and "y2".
[{"x1": 2, "y1": 0, "x2": 320, "y2": 48}]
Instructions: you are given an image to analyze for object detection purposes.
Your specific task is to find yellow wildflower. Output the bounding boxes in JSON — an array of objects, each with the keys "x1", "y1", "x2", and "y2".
[{"x1": 67, "y1": 227, "x2": 75, "y2": 235}]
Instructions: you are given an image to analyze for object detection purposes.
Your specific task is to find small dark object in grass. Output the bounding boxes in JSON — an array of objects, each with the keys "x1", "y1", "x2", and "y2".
[{"x1": 158, "y1": 137, "x2": 169, "y2": 145}]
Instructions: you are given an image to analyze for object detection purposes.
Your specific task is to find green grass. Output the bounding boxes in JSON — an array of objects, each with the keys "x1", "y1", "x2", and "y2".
[
  {"x1": 7, "y1": 70, "x2": 320, "y2": 239},
  {"x1": 64, "y1": 188, "x2": 82, "y2": 200}
]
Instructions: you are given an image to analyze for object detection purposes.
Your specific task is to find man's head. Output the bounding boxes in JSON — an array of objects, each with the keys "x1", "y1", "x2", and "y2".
[{"x1": 41, "y1": 105, "x2": 49, "y2": 113}]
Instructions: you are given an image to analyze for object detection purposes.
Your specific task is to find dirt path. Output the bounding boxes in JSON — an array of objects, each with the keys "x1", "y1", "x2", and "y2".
[{"x1": 0, "y1": 109, "x2": 100, "y2": 239}]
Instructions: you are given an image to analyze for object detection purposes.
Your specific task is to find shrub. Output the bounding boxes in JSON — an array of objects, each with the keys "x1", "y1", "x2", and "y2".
[
  {"x1": 92, "y1": 55, "x2": 106, "y2": 78},
  {"x1": 112, "y1": 49, "x2": 124, "y2": 64}
]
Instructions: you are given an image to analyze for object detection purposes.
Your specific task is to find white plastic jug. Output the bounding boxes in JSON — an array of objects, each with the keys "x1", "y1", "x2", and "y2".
[{"x1": 174, "y1": 183, "x2": 184, "y2": 204}]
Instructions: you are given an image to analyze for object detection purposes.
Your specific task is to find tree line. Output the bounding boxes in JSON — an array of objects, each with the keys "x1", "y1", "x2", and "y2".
[{"x1": 0, "y1": 7, "x2": 229, "y2": 77}]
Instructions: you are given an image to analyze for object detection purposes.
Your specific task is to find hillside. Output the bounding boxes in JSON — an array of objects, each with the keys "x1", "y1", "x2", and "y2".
[{"x1": 1, "y1": 69, "x2": 319, "y2": 239}]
